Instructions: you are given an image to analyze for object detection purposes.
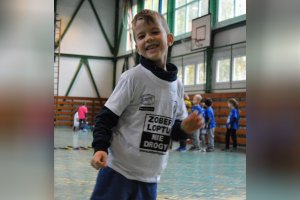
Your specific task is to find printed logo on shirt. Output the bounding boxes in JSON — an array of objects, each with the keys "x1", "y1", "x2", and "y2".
[
  {"x1": 140, "y1": 94, "x2": 155, "y2": 105},
  {"x1": 139, "y1": 94, "x2": 155, "y2": 111},
  {"x1": 139, "y1": 114, "x2": 173, "y2": 155}
]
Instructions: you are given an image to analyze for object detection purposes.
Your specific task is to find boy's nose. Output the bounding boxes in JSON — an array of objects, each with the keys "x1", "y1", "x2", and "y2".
[{"x1": 145, "y1": 35, "x2": 153, "y2": 43}]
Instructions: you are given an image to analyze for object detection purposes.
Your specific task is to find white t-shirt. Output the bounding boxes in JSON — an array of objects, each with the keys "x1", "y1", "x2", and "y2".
[{"x1": 105, "y1": 64, "x2": 188, "y2": 183}]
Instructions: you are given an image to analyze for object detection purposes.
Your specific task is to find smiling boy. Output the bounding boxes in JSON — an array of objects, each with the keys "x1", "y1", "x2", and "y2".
[{"x1": 90, "y1": 9, "x2": 203, "y2": 200}]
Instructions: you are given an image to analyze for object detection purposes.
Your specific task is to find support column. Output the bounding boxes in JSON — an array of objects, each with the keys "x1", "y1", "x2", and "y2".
[{"x1": 205, "y1": 0, "x2": 217, "y2": 93}]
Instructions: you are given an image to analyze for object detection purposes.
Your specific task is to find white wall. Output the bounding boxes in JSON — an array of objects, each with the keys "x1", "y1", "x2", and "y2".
[
  {"x1": 56, "y1": 0, "x2": 115, "y2": 98},
  {"x1": 115, "y1": 56, "x2": 135, "y2": 85}
]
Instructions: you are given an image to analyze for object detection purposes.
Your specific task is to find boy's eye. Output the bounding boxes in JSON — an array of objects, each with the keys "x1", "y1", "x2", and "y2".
[
  {"x1": 152, "y1": 31, "x2": 160, "y2": 35},
  {"x1": 138, "y1": 35, "x2": 145, "y2": 40}
]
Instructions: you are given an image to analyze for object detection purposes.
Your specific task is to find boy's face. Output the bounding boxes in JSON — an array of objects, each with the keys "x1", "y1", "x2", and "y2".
[
  {"x1": 228, "y1": 102, "x2": 232, "y2": 108},
  {"x1": 134, "y1": 16, "x2": 174, "y2": 67},
  {"x1": 193, "y1": 97, "x2": 200, "y2": 105}
]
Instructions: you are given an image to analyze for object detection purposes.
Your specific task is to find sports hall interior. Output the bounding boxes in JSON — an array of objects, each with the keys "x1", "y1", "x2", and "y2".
[{"x1": 54, "y1": 0, "x2": 246, "y2": 199}]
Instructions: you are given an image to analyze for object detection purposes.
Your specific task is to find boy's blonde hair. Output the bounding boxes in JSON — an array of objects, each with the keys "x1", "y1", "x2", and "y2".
[
  {"x1": 194, "y1": 94, "x2": 202, "y2": 102},
  {"x1": 131, "y1": 9, "x2": 170, "y2": 41}
]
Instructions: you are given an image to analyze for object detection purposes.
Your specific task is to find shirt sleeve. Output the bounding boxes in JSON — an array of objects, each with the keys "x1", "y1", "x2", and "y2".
[
  {"x1": 92, "y1": 106, "x2": 119, "y2": 153},
  {"x1": 175, "y1": 81, "x2": 188, "y2": 121},
  {"x1": 104, "y1": 73, "x2": 134, "y2": 116}
]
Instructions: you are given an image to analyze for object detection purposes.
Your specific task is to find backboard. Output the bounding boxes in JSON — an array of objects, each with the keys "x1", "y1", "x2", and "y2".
[{"x1": 191, "y1": 14, "x2": 211, "y2": 50}]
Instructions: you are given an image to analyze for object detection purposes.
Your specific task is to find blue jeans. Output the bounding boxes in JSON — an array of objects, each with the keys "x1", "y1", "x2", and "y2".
[{"x1": 91, "y1": 167, "x2": 157, "y2": 200}]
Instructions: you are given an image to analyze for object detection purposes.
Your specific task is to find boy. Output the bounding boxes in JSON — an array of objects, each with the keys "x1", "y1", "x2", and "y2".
[
  {"x1": 189, "y1": 95, "x2": 203, "y2": 151},
  {"x1": 73, "y1": 111, "x2": 79, "y2": 132},
  {"x1": 78, "y1": 102, "x2": 88, "y2": 130},
  {"x1": 200, "y1": 99, "x2": 207, "y2": 152},
  {"x1": 90, "y1": 9, "x2": 203, "y2": 200},
  {"x1": 204, "y1": 98, "x2": 216, "y2": 152}
]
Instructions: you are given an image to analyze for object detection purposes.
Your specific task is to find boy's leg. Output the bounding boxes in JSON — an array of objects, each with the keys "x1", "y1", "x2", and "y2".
[
  {"x1": 207, "y1": 128, "x2": 215, "y2": 149},
  {"x1": 231, "y1": 129, "x2": 238, "y2": 149},
  {"x1": 132, "y1": 181, "x2": 157, "y2": 200},
  {"x1": 179, "y1": 140, "x2": 186, "y2": 148},
  {"x1": 200, "y1": 134, "x2": 206, "y2": 148},
  {"x1": 91, "y1": 167, "x2": 133, "y2": 200},
  {"x1": 225, "y1": 129, "x2": 231, "y2": 149},
  {"x1": 200, "y1": 128, "x2": 206, "y2": 149},
  {"x1": 191, "y1": 129, "x2": 200, "y2": 150}
]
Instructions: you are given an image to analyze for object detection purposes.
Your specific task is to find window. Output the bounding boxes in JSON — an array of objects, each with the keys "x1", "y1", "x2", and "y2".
[
  {"x1": 218, "y1": 0, "x2": 246, "y2": 22},
  {"x1": 177, "y1": 66, "x2": 183, "y2": 82},
  {"x1": 144, "y1": 0, "x2": 168, "y2": 21},
  {"x1": 144, "y1": 0, "x2": 159, "y2": 11},
  {"x1": 196, "y1": 63, "x2": 206, "y2": 84},
  {"x1": 184, "y1": 64, "x2": 195, "y2": 85},
  {"x1": 233, "y1": 56, "x2": 246, "y2": 81},
  {"x1": 174, "y1": 0, "x2": 208, "y2": 36},
  {"x1": 161, "y1": 0, "x2": 168, "y2": 21},
  {"x1": 126, "y1": 4, "x2": 137, "y2": 51},
  {"x1": 216, "y1": 58, "x2": 230, "y2": 82}
]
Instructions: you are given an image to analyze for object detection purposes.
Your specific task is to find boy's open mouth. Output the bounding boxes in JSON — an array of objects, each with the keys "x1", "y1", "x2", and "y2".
[{"x1": 146, "y1": 43, "x2": 159, "y2": 50}]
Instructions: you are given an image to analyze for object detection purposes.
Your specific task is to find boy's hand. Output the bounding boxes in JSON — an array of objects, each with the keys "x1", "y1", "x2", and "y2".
[
  {"x1": 181, "y1": 111, "x2": 204, "y2": 134},
  {"x1": 91, "y1": 151, "x2": 107, "y2": 170}
]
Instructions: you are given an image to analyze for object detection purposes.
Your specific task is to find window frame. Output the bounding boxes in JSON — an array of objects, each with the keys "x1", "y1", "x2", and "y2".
[
  {"x1": 177, "y1": 62, "x2": 207, "y2": 87},
  {"x1": 144, "y1": 0, "x2": 160, "y2": 11},
  {"x1": 126, "y1": 4, "x2": 137, "y2": 52},
  {"x1": 216, "y1": 0, "x2": 246, "y2": 28},
  {"x1": 216, "y1": 58, "x2": 231, "y2": 83},
  {"x1": 232, "y1": 55, "x2": 246, "y2": 82},
  {"x1": 174, "y1": 0, "x2": 207, "y2": 38}
]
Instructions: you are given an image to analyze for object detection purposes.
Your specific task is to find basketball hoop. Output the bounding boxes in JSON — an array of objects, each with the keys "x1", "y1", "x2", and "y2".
[{"x1": 191, "y1": 14, "x2": 211, "y2": 51}]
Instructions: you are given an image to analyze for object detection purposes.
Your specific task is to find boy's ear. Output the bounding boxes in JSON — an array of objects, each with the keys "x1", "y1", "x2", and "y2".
[{"x1": 167, "y1": 33, "x2": 174, "y2": 47}]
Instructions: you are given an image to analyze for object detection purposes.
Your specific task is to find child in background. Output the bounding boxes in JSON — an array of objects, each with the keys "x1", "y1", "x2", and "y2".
[
  {"x1": 176, "y1": 93, "x2": 192, "y2": 152},
  {"x1": 200, "y1": 99, "x2": 207, "y2": 152},
  {"x1": 78, "y1": 102, "x2": 88, "y2": 131},
  {"x1": 204, "y1": 98, "x2": 216, "y2": 152},
  {"x1": 90, "y1": 9, "x2": 203, "y2": 200},
  {"x1": 184, "y1": 93, "x2": 192, "y2": 113},
  {"x1": 189, "y1": 94, "x2": 203, "y2": 151},
  {"x1": 223, "y1": 98, "x2": 240, "y2": 152},
  {"x1": 73, "y1": 111, "x2": 79, "y2": 132}
]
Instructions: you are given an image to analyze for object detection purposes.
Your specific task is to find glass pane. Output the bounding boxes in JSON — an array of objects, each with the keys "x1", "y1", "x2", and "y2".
[
  {"x1": 153, "y1": 0, "x2": 159, "y2": 11},
  {"x1": 132, "y1": 4, "x2": 137, "y2": 15},
  {"x1": 162, "y1": 0, "x2": 168, "y2": 13},
  {"x1": 235, "y1": 0, "x2": 246, "y2": 16},
  {"x1": 176, "y1": 0, "x2": 186, "y2": 8},
  {"x1": 196, "y1": 63, "x2": 206, "y2": 84},
  {"x1": 200, "y1": 0, "x2": 209, "y2": 16},
  {"x1": 186, "y1": 1, "x2": 199, "y2": 32},
  {"x1": 126, "y1": 29, "x2": 136, "y2": 51},
  {"x1": 199, "y1": 0, "x2": 202, "y2": 16},
  {"x1": 233, "y1": 56, "x2": 246, "y2": 81},
  {"x1": 218, "y1": 0, "x2": 234, "y2": 22},
  {"x1": 163, "y1": 13, "x2": 167, "y2": 21},
  {"x1": 177, "y1": 66, "x2": 183, "y2": 82},
  {"x1": 216, "y1": 59, "x2": 230, "y2": 82},
  {"x1": 175, "y1": 7, "x2": 186, "y2": 36},
  {"x1": 187, "y1": 0, "x2": 195, "y2": 3},
  {"x1": 144, "y1": 0, "x2": 152, "y2": 9},
  {"x1": 184, "y1": 65, "x2": 195, "y2": 85}
]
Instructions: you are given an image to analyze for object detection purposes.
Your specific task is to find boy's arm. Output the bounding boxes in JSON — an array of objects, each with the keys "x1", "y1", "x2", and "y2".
[
  {"x1": 92, "y1": 106, "x2": 119, "y2": 154},
  {"x1": 171, "y1": 120, "x2": 188, "y2": 141}
]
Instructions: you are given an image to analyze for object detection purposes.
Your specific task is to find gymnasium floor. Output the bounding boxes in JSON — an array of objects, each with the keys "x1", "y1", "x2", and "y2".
[{"x1": 54, "y1": 127, "x2": 246, "y2": 200}]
